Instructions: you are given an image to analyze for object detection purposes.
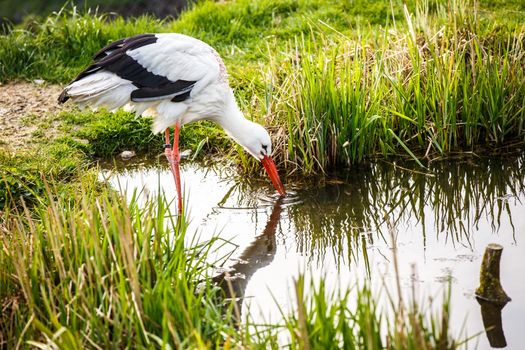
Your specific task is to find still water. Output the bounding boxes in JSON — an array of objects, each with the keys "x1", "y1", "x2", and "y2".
[{"x1": 101, "y1": 153, "x2": 525, "y2": 349}]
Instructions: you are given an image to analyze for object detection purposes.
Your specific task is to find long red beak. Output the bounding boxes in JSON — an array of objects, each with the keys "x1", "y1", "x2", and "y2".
[{"x1": 261, "y1": 155, "x2": 286, "y2": 196}]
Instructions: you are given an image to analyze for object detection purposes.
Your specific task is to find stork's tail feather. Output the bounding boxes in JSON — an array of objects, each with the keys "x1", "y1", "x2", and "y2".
[
  {"x1": 58, "y1": 89, "x2": 70, "y2": 104},
  {"x1": 57, "y1": 71, "x2": 136, "y2": 111},
  {"x1": 57, "y1": 70, "x2": 185, "y2": 134}
]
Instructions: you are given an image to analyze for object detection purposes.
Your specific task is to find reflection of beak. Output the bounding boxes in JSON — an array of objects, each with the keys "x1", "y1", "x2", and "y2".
[{"x1": 261, "y1": 155, "x2": 286, "y2": 195}]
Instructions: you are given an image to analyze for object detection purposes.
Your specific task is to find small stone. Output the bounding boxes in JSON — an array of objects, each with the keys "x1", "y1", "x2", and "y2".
[
  {"x1": 33, "y1": 79, "x2": 45, "y2": 85},
  {"x1": 120, "y1": 150, "x2": 136, "y2": 160},
  {"x1": 180, "y1": 149, "x2": 192, "y2": 159}
]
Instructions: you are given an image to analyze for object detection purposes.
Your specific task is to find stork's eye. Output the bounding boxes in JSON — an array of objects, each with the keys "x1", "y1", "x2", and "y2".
[{"x1": 260, "y1": 144, "x2": 268, "y2": 156}]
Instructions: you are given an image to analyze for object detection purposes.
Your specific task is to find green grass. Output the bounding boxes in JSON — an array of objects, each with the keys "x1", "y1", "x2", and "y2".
[
  {"x1": 1, "y1": 0, "x2": 524, "y2": 175},
  {"x1": 263, "y1": 4, "x2": 525, "y2": 172},
  {"x1": 275, "y1": 274, "x2": 458, "y2": 350},
  {"x1": 0, "y1": 142, "x2": 86, "y2": 209},
  {"x1": 0, "y1": 11, "x2": 165, "y2": 83},
  {"x1": 0, "y1": 177, "x2": 242, "y2": 348},
  {"x1": 57, "y1": 109, "x2": 231, "y2": 158},
  {"x1": 0, "y1": 176, "x2": 468, "y2": 349}
]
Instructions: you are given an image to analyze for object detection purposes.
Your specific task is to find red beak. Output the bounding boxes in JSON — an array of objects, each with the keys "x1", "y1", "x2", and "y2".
[{"x1": 261, "y1": 155, "x2": 286, "y2": 196}]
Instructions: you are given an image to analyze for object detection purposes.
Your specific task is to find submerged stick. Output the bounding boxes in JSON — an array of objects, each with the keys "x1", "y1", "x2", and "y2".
[{"x1": 475, "y1": 243, "x2": 511, "y2": 305}]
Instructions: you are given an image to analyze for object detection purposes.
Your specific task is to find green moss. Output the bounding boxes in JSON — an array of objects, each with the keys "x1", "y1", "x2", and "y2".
[
  {"x1": 70, "y1": 110, "x2": 164, "y2": 156},
  {"x1": 475, "y1": 246, "x2": 511, "y2": 305},
  {"x1": 55, "y1": 109, "x2": 233, "y2": 158}
]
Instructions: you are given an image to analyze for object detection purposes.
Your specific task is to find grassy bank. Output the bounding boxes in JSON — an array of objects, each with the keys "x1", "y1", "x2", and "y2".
[
  {"x1": 1, "y1": 0, "x2": 524, "y2": 175},
  {"x1": 266, "y1": 5, "x2": 525, "y2": 172},
  {"x1": 0, "y1": 180, "x2": 463, "y2": 348},
  {"x1": 0, "y1": 180, "x2": 240, "y2": 348},
  {"x1": 0, "y1": 105, "x2": 232, "y2": 209}
]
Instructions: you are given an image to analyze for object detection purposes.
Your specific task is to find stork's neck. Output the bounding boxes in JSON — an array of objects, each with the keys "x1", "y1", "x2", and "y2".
[{"x1": 218, "y1": 93, "x2": 256, "y2": 147}]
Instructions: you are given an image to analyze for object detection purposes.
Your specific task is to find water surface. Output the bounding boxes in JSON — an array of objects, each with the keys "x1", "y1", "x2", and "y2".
[{"x1": 101, "y1": 153, "x2": 525, "y2": 349}]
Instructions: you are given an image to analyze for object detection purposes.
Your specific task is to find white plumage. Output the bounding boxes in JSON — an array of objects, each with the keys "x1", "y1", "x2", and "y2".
[{"x1": 66, "y1": 71, "x2": 135, "y2": 110}]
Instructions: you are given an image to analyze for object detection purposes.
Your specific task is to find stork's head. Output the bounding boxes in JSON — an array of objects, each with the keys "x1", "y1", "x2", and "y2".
[
  {"x1": 241, "y1": 122, "x2": 286, "y2": 196},
  {"x1": 241, "y1": 122, "x2": 272, "y2": 160}
]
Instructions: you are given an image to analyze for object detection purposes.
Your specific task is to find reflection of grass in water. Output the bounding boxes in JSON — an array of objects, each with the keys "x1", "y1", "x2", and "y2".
[
  {"x1": 286, "y1": 153, "x2": 525, "y2": 266},
  {"x1": 392, "y1": 155, "x2": 525, "y2": 243}
]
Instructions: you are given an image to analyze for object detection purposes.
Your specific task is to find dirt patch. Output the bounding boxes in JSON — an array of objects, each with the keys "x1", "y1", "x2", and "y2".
[{"x1": 0, "y1": 81, "x2": 65, "y2": 150}]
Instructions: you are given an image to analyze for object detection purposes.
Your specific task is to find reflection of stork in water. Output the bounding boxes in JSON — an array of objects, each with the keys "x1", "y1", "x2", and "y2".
[{"x1": 213, "y1": 199, "x2": 283, "y2": 320}]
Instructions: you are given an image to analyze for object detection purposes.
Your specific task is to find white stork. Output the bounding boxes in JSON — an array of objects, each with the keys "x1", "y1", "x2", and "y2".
[{"x1": 58, "y1": 33, "x2": 286, "y2": 211}]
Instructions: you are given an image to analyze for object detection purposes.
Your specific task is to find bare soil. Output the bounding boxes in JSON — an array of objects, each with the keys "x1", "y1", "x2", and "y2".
[{"x1": 0, "y1": 81, "x2": 65, "y2": 150}]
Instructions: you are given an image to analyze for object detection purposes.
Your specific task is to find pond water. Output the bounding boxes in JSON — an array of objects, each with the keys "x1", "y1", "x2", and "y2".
[{"x1": 101, "y1": 153, "x2": 525, "y2": 349}]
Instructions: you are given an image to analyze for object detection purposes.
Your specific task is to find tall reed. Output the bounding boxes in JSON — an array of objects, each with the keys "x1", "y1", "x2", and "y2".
[
  {"x1": 265, "y1": 1, "x2": 525, "y2": 173},
  {"x1": 272, "y1": 274, "x2": 458, "y2": 350}
]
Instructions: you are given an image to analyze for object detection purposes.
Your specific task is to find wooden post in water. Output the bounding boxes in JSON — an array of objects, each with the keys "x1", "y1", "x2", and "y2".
[
  {"x1": 475, "y1": 243, "x2": 511, "y2": 305},
  {"x1": 475, "y1": 243, "x2": 511, "y2": 348}
]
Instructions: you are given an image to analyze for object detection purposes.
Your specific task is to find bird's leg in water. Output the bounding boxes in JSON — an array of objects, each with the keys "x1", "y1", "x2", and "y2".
[
  {"x1": 172, "y1": 122, "x2": 181, "y2": 164},
  {"x1": 172, "y1": 123, "x2": 183, "y2": 211},
  {"x1": 165, "y1": 126, "x2": 183, "y2": 213}
]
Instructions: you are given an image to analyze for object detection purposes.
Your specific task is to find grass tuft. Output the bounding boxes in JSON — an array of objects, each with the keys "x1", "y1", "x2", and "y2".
[
  {"x1": 263, "y1": 2, "x2": 525, "y2": 172},
  {"x1": 1, "y1": 1, "x2": 524, "y2": 173},
  {"x1": 0, "y1": 179, "x2": 241, "y2": 348}
]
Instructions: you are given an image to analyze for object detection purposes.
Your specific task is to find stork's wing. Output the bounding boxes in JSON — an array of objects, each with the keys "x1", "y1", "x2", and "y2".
[{"x1": 59, "y1": 33, "x2": 220, "y2": 104}]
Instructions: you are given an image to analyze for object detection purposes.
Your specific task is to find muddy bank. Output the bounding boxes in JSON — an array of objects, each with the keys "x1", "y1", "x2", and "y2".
[{"x1": 0, "y1": 82, "x2": 64, "y2": 150}]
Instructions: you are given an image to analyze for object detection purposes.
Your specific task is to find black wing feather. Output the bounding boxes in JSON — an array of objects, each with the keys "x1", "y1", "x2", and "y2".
[
  {"x1": 59, "y1": 33, "x2": 196, "y2": 104},
  {"x1": 131, "y1": 80, "x2": 196, "y2": 102},
  {"x1": 92, "y1": 34, "x2": 156, "y2": 63}
]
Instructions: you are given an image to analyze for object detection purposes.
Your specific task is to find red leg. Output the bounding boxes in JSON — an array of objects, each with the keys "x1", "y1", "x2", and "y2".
[
  {"x1": 173, "y1": 123, "x2": 183, "y2": 212},
  {"x1": 165, "y1": 126, "x2": 183, "y2": 213},
  {"x1": 172, "y1": 123, "x2": 181, "y2": 164}
]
